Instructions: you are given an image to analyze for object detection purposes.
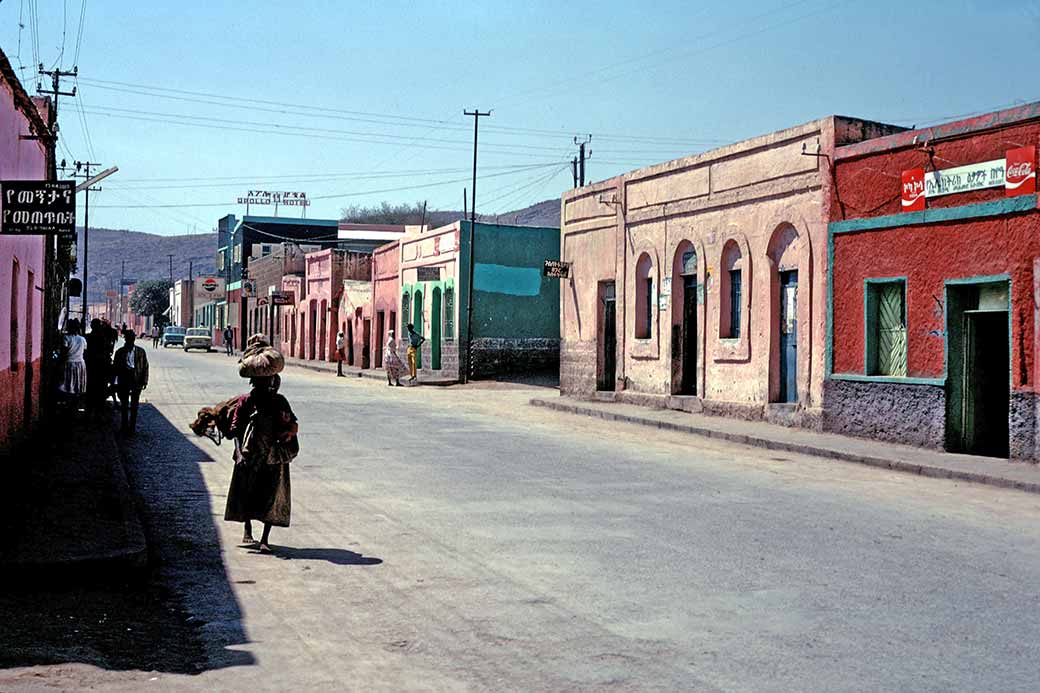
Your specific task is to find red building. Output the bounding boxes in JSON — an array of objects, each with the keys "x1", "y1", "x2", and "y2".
[
  {"x1": 826, "y1": 102, "x2": 1040, "y2": 460},
  {"x1": 338, "y1": 240, "x2": 399, "y2": 370}
]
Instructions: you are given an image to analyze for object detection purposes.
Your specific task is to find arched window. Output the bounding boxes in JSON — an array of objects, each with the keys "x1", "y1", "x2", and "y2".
[
  {"x1": 635, "y1": 252, "x2": 654, "y2": 339},
  {"x1": 720, "y1": 240, "x2": 743, "y2": 338}
]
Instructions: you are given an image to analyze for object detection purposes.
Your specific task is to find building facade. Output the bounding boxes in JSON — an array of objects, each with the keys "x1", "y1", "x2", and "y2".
[
  {"x1": 825, "y1": 103, "x2": 1040, "y2": 460},
  {"x1": 292, "y1": 249, "x2": 371, "y2": 362},
  {"x1": 559, "y1": 116, "x2": 903, "y2": 427},
  {"x1": 169, "y1": 279, "x2": 194, "y2": 327},
  {"x1": 0, "y1": 49, "x2": 54, "y2": 451},
  {"x1": 400, "y1": 221, "x2": 560, "y2": 381}
]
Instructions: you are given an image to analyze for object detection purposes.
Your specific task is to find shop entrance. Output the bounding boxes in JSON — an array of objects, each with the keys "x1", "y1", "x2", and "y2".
[
  {"x1": 598, "y1": 282, "x2": 616, "y2": 391},
  {"x1": 946, "y1": 282, "x2": 1009, "y2": 457},
  {"x1": 431, "y1": 287, "x2": 442, "y2": 370},
  {"x1": 778, "y1": 270, "x2": 798, "y2": 403},
  {"x1": 362, "y1": 318, "x2": 371, "y2": 369},
  {"x1": 412, "y1": 289, "x2": 424, "y2": 369}
]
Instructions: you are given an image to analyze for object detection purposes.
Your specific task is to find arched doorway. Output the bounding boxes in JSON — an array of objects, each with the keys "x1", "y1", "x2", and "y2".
[
  {"x1": 672, "y1": 242, "x2": 698, "y2": 395},
  {"x1": 412, "y1": 289, "x2": 424, "y2": 370},
  {"x1": 767, "y1": 224, "x2": 803, "y2": 404},
  {"x1": 319, "y1": 300, "x2": 327, "y2": 361},
  {"x1": 308, "y1": 301, "x2": 317, "y2": 360},
  {"x1": 431, "y1": 287, "x2": 442, "y2": 370}
]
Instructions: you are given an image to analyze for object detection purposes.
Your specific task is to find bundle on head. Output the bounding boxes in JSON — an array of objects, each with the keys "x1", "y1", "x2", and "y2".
[
  {"x1": 238, "y1": 333, "x2": 284, "y2": 378},
  {"x1": 190, "y1": 396, "x2": 241, "y2": 445}
]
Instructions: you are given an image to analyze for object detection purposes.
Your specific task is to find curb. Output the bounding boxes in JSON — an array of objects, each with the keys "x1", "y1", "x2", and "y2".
[
  {"x1": 528, "y1": 398, "x2": 1040, "y2": 495},
  {"x1": 284, "y1": 359, "x2": 458, "y2": 386}
]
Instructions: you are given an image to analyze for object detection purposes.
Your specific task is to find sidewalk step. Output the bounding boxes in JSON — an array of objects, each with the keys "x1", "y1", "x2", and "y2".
[{"x1": 529, "y1": 397, "x2": 1040, "y2": 495}]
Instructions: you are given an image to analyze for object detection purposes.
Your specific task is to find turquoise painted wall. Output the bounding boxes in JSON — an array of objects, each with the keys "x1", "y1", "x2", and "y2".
[{"x1": 466, "y1": 222, "x2": 560, "y2": 340}]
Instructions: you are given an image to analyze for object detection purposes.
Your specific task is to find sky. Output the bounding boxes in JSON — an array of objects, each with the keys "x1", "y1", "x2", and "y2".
[{"x1": 2, "y1": 0, "x2": 1039, "y2": 236}]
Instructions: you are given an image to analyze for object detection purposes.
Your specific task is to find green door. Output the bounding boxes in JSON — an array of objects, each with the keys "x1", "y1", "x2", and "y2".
[
  {"x1": 431, "y1": 287, "x2": 442, "y2": 370},
  {"x1": 412, "y1": 289, "x2": 423, "y2": 369}
]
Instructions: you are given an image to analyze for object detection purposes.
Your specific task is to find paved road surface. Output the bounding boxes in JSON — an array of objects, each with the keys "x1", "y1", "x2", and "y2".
[{"x1": 4, "y1": 346, "x2": 1040, "y2": 691}]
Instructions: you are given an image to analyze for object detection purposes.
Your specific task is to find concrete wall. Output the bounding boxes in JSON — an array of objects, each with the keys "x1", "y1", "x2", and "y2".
[
  {"x1": 560, "y1": 116, "x2": 893, "y2": 423},
  {"x1": 371, "y1": 240, "x2": 400, "y2": 369},
  {"x1": 400, "y1": 223, "x2": 462, "y2": 380},
  {"x1": 0, "y1": 63, "x2": 50, "y2": 451}
]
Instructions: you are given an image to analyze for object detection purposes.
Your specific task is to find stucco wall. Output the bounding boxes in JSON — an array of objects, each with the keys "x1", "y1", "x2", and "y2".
[{"x1": 559, "y1": 117, "x2": 876, "y2": 419}]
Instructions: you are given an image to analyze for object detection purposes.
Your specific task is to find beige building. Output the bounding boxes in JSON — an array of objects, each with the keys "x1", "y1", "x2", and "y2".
[{"x1": 560, "y1": 116, "x2": 901, "y2": 427}]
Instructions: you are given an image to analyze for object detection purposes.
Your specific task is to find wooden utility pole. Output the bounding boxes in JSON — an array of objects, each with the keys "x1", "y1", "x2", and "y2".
[{"x1": 574, "y1": 135, "x2": 591, "y2": 187}]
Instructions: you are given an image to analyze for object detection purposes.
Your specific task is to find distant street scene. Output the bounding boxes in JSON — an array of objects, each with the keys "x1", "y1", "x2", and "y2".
[{"x1": 2, "y1": 2, "x2": 1040, "y2": 691}]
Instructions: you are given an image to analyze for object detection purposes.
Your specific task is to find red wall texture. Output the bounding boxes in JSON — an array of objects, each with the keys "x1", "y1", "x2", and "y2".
[{"x1": 831, "y1": 215, "x2": 1038, "y2": 387}]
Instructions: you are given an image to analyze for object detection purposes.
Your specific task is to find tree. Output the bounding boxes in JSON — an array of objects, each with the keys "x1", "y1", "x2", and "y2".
[
  {"x1": 129, "y1": 279, "x2": 173, "y2": 323},
  {"x1": 340, "y1": 201, "x2": 429, "y2": 225}
]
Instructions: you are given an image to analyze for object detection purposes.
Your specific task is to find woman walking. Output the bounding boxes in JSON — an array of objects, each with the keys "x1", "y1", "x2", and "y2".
[
  {"x1": 224, "y1": 373, "x2": 298, "y2": 553},
  {"x1": 384, "y1": 329, "x2": 405, "y2": 386}
]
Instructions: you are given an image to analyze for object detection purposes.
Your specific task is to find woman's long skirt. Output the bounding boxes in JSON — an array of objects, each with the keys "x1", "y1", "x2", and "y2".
[
  {"x1": 61, "y1": 361, "x2": 87, "y2": 394},
  {"x1": 224, "y1": 462, "x2": 291, "y2": 527}
]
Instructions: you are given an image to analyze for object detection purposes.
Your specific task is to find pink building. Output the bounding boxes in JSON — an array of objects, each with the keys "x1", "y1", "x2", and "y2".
[
  {"x1": 295, "y1": 249, "x2": 371, "y2": 362},
  {"x1": 338, "y1": 240, "x2": 399, "y2": 370},
  {"x1": 0, "y1": 50, "x2": 54, "y2": 451}
]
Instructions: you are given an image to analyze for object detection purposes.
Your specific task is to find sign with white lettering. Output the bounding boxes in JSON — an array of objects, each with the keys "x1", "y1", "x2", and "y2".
[
  {"x1": 0, "y1": 180, "x2": 76, "y2": 237},
  {"x1": 901, "y1": 168, "x2": 925, "y2": 211},
  {"x1": 542, "y1": 259, "x2": 571, "y2": 278},
  {"x1": 270, "y1": 291, "x2": 295, "y2": 306},
  {"x1": 924, "y1": 159, "x2": 1005, "y2": 198},
  {"x1": 236, "y1": 190, "x2": 310, "y2": 207},
  {"x1": 417, "y1": 266, "x2": 441, "y2": 282},
  {"x1": 1005, "y1": 145, "x2": 1036, "y2": 197}
]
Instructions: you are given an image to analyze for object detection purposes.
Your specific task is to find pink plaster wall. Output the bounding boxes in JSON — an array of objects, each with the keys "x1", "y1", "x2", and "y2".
[
  {"x1": 559, "y1": 116, "x2": 883, "y2": 421},
  {"x1": 0, "y1": 67, "x2": 50, "y2": 449}
]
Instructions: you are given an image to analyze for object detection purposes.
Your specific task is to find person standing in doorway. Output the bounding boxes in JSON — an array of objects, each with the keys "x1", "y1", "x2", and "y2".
[
  {"x1": 223, "y1": 325, "x2": 234, "y2": 356},
  {"x1": 112, "y1": 330, "x2": 149, "y2": 435},
  {"x1": 406, "y1": 323, "x2": 425, "y2": 382},
  {"x1": 335, "y1": 331, "x2": 346, "y2": 377}
]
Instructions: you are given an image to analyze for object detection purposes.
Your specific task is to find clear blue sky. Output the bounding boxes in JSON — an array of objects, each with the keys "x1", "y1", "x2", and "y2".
[{"x1": 3, "y1": 0, "x2": 1038, "y2": 235}]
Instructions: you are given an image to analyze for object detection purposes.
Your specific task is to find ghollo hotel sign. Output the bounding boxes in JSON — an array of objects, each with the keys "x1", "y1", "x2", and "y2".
[
  {"x1": 901, "y1": 146, "x2": 1036, "y2": 211},
  {"x1": 236, "y1": 190, "x2": 311, "y2": 207},
  {"x1": 0, "y1": 180, "x2": 76, "y2": 238}
]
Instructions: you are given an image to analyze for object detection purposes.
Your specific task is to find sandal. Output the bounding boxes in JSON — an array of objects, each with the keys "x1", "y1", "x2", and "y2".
[{"x1": 258, "y1": 543, "x2": 272, "y2": 554}]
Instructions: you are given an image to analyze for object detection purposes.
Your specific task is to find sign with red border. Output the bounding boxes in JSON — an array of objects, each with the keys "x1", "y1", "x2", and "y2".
[
  {"x1": 901, "y1": 168, "x2": 925, "y2": 211},
  {"x1": 1005, "y1": 145, "x2": 1036, "y2": 197}
]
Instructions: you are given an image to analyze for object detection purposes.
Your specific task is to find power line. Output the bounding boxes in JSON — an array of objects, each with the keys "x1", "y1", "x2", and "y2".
[{"x1": 73, "y1": 0, "x2": 87, "y2": 67}]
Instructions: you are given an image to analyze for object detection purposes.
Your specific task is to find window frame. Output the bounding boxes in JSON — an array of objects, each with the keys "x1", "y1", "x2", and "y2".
[
  {"x1": 728, "y1": 268, "x2": 742, "y2": 339},
  {"x1": 864, "y1": 277, "x2": 908, "y2": 377}
]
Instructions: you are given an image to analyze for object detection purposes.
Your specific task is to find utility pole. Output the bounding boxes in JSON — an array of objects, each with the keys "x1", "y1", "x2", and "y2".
[
  {"x1": 63, "y1": 160, "x2": 103, "y2": 329},
  {"x1": 189, "y1": 260, "x2": 193, "y2": 281},
  {"x1": 168, "y1": 254, "x2": 174, "y2": 284},
  {"x1": 571, "y1": 156, "x2": 579, "y2": 188},
  {"x1": 463, "y1": 109, "x2": 491, "y2": 384},
  {"x1": 574, "y1": 135, "x2": 592, "y2": 187},
  {"x1": 120, "y1": 259, "x2": 125, "y2": 327}
]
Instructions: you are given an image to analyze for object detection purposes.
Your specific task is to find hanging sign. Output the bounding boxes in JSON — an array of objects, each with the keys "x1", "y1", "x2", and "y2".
[
  {"x1": 1005, "y1": 145, "x2": 1036, "y2": 197},
  {"x1": 270, "y1": 290, "x2": 295, "y2": 306},
  {"x1": 542, "y1": 259, "x2": 571, "y2": 278},
  {"x1": 0, "y1": 180, "x2": 76, "y2": 237},
  {"x1": 194, "y1": 276, "x2": 226, "y2": 302}
]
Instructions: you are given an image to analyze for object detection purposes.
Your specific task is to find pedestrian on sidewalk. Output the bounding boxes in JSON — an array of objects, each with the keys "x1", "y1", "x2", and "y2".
[
  {"x1": 335, "y1": 331, "x2": 346, "y2": 377},
  {"x1": 85, "y1": 319, "x2": 113, "y2": 416},
  {"x1": 225, "y1": 339, "x2": 297, "y2": 554},
  {"x1": 151, "y1": 324, "x2": 161, "y2": 348},
  {"x1": 59, "y1": 319, "x2": 88, "y2": 411},
  {"x1": 223, "y1": 325, "x2": 234, "y2": 356},
  {"x1": 112, "y1": 330, "x2": 149, "y2": 435},
  {"x1": 384, "y1": 329, "x2": 404, "y2": 386},
  {"x1": 406, "y1": 323, "x2": 425, "y2": 382}
]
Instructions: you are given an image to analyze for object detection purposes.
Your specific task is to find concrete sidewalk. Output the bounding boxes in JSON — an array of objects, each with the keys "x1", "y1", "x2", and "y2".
[
  {"x1": 0, "y1": 411, "x2": 147, "y2": 580},
  {"x1": 530, "y1": 396, "x2": 1040, "y2": 495},
  {"x1": 283, "y1": 354, "x2": 457, "y2": 385}
]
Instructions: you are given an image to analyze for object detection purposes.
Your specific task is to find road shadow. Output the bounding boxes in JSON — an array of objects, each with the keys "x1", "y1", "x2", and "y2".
[
  {"x1": 0, "y1": 403, "x2": 255, "y2": 675},
  {"x1": 257, "y1": 546, "x2": 383, "y2": 565}
]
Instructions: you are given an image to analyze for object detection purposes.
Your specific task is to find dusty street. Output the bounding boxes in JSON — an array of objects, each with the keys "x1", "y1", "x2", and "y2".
[{"x1": 3, "y1": 346, "x2": 1040, "y2": 692}]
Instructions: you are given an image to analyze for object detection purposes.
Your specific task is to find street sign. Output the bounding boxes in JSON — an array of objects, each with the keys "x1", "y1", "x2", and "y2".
[
  {"x1": 542, "y1": 259, "x2": 570, "y2": 278},
  {"x1": 256, "y1": 296, "x2": 270, "y2": 307},
  {"x1": 270, "y1": 291, "x2": 295, "y2": 305},
  {"x1": 417, "y1": 266, "x2": 441, "y2": 282},
  {"x1": 0, "y1": 180, "x2": 76, "y2": 237}
]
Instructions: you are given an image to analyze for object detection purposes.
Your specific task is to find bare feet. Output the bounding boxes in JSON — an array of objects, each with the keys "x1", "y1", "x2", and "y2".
[
  {"x1": 258, "y1": 543, "x2": 272, "y2": 554},
  {"x1": 241, "y1": 535, "x2": 256, "y2": 546}
]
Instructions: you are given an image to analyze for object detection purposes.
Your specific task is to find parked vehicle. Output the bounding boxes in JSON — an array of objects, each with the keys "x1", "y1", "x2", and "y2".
[
  {"x1": 161, "y1": 326, "x2": 187, "y2": 347},
  {"x1": 183, "y1": 327, "x2": 214, "y2": 352}
]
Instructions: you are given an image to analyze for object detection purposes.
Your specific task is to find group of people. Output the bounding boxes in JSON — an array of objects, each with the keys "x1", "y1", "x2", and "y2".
[
  {"x1": 334, "y1": 323, "x2": 425, "y2": 386},
  {"x1": 60, "y1": 318, "x2": 150, "y2": 435}
]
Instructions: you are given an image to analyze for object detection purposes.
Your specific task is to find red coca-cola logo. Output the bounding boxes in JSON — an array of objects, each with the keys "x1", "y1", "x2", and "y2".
[
  {"x1": 901, "y1": 168, "x2": 926, "y2": 211},
  {"x1": 1005, "y1": 146, "x2": 1036, "y2": 196}
]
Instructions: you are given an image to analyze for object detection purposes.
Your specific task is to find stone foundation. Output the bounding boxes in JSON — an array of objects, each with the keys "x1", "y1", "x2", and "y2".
[
  {"x1": 823, "y1": 379, "x2": 947, "y2": 450},
  {"x1": 1010, "y1": 390, "x2": 1036, "y2": 461},
  {"x1": 560, "y1": 339, "x2": 597, "y2": 397},
  {"x1": 468, "y1": 337, "x2": 561, "y2": 380}
]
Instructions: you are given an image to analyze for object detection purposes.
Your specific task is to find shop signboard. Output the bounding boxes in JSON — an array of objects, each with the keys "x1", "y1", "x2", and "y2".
[
  {"x1": 270, "y1": 291, "x2": 295, "y2": 306},
  {"x1": 417, "y1": 266, "x2": 441, "y2": 282},
  {"x1": 194, "y1": 275, "x2": 226, "y2": 302},
  {"x1": 924, "y1": 159, "x2": 1005, "y2": 198},
  {"x1": 0, "y1": 180, "x2": 76, "y2": 237},
  {"x1": 236, "y1": 190, "x2": 310, "y2": 207},
  {"x1": 542, "y1": 259, "x2": 571, "y2": 278},
  {"x1": 902, "y1": 147, "x2": 1037, "y2": 212}
]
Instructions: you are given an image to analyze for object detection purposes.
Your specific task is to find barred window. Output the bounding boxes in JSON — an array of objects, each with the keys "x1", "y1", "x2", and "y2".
[
  {"x1": 866, "y1": 280, "x2": 907, "y2": 377},
  {"x1": 444, "y1": 287, "x2": 455, "y2": 339}
]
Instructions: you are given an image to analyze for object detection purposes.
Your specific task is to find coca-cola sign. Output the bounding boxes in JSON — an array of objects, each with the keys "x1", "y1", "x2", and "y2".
[
  {"x1": 1005, "y1": 145, "x2": 1036, "y2": 197},
  {"x1": 901, "y1": 168, "x2": 925, "y2": 211}
]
